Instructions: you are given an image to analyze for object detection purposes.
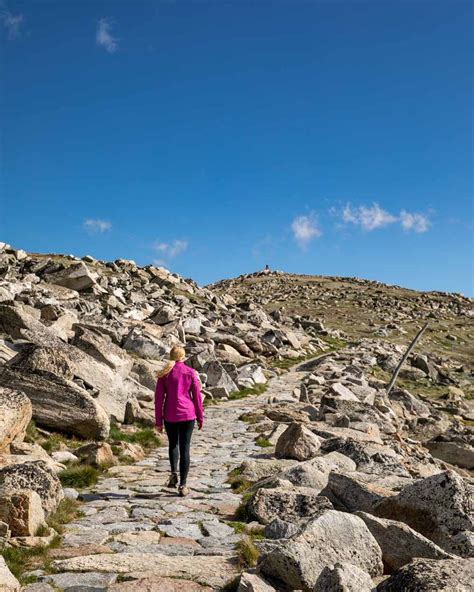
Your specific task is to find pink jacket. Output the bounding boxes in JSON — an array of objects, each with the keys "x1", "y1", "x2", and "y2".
[{"x1": 154, "y1": 361, "x2": 204, "y2": 427}]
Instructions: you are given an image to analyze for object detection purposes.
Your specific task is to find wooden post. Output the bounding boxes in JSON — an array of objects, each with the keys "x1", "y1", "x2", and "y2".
[{"x1": 386, "y1": 322, "x2": 429, "y2": 396}]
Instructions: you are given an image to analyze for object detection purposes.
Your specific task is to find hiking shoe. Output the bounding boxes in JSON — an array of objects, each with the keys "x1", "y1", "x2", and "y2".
[
  {"x1": 178, "y1": 486, "x2": 190, "y2": 497},
  {"x1": 167, "y1": 472, "x2": 178, "y2": 488}
]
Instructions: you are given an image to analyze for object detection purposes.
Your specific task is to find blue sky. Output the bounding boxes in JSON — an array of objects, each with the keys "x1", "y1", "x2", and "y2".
[{"x1": 1, "y1": 0, "x2": 472, "y2": 294}]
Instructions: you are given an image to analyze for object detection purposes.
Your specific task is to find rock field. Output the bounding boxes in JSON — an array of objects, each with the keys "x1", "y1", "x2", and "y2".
[{"x1": 0, "y1": 244, "x2": 472, "y2": 591}]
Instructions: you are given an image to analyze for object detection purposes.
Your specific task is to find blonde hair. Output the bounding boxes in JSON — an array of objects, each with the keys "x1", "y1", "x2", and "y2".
[{"x1": 157, "y1": 345, "x2": 186, "y2": 378}]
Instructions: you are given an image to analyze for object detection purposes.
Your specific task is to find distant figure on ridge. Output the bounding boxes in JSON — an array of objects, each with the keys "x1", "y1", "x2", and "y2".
[
  {"x1": 263, "y1": 264, "x2": 270, "y2": 273},
  {"x1": 154, "y1": 345, "x2": 204, "y2": 497}
]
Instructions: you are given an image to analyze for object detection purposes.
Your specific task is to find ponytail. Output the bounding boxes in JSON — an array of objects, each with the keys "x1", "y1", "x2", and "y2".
[{"x1": 157, "y1": 345, "x2": 186, "y2": 378}]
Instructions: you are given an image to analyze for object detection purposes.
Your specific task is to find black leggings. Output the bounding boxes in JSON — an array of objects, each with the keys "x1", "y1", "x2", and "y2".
[{"x1": 164, "y1": 420, "x2": 195, "y2": 486}]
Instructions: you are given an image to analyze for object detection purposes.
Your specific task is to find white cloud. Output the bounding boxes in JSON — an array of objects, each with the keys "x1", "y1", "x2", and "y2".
[
  {"x1": 84, "y1": 219, "x2": 112, "y2": 233},
  {"x1": 291, "y1": 214, "x2": 322, "y2": 248},
  {"x1": 341, "y1": 202, "x2": 430, "y2": 233},
  {"x1": 96, "y1": 18, "x2": 118, "y2": 54},
  {"x1": 153, "y1": 239, "x2": 188, "y2": 263},
  {"x1": 1, "y1": 10, "x2": 24, "y2": 39},
  {"x1": 399, "y1": 210, "x2": 430, "y2": 233},
  {"x1": 342, "y1": 202, "x2": 397, "y2": 230}
]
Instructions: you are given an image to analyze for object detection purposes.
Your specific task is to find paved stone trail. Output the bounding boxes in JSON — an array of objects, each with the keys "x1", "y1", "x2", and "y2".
[{"x1": 35, "y1": 364, "x2": 310, "y2": 592}]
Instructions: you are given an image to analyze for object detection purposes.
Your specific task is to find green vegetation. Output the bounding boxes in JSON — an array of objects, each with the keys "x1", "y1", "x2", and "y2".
[
  {"x1": 236, "y1": 535, "x2": 260, "y2": 567},
  {"x1": 234, "y1": 491, "x2": 253, "y2": 522},
  {"x1": 2, "y1": 536, "x2": 60, "y2": 583},
  {"x1": 24, "y1": 420, "x2": 40, "y2": 444},
  {"x1": 227, "y1": 521, "x2": 246, "y2": 534},
  {"x1": 227, "y1": 467, "x2": 252, "y2": 494},
  {"x1": 221, "y1": 577, "x2": 240, "y2": 592},
  {"x1": 255, "y1": 437, "x2": 273, "y2": 448},
  {"x1": 46, "y1": 498, "x2": 83, "y2": 534},
  {"x1": 58, "y1": 464, "x2": 99, "y2": 489},
  {"x1": 108, "y1": 423, "x2": 161, "y2": 450},
  {"x1": 41, "y1": 432, "x2": 83, "y2": 453},
  {"x1": 271, "y1": 355, "x2": 312, "y2": 370},
  {"x1": 320, "y1": 335, "x2": 347, "y2": 351},
  {"x1": 228, "y1": 383, "x2": 268, "y2": 401}
]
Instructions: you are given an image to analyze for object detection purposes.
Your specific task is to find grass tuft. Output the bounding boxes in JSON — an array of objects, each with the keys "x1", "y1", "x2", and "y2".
[
  {"x1": 236, "y1": 535, "x2": 260, "y2": 567},
  {"x1": 108, "y1": 424, "x2": 161, "y2": 450},
  {"x1": 58, "y1": 464, "x2": 99, "y2": 489},
  {"x1": 46, "y1": 498, "x2": 83, "y2": 534},
  {"x1": 2, "y1": 535, "x2": 61, "y2": 583},
  {"x1": 228, "y1": 383, "x2": 268, "y2": 401},
  {"x1": 24, "y1": 420, "x2": 40, "y2": 444},
  {"x1": 227, "y1": 467, "x2": 252, "y2": 494},
  {"x1": 255, "y1": 437, "x2": 273, "y2": 448}
]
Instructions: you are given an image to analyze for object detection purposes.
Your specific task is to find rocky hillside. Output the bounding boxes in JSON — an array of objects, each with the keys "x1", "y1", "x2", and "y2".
[
  {"x1": 212, "y1": 270, "x2": 474, "y2": 389},
  {"x1": 0, "y1": 245, "x2": 473, "y2": 591}
]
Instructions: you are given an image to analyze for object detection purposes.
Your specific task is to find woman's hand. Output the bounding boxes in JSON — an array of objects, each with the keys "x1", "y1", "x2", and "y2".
[
  {"x1": 155, "y1": 425, "x2": 163, "y2": 434},
  {"x1": 198, "y1": 421, "x2": 203, "y2": 431}
]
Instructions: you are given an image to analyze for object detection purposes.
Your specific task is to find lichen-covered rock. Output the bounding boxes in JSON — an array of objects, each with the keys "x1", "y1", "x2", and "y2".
[
  {"x1": 257, "y1": 510, "x2": 383, "y2": 591},
  {"x1": 313, "y1": 562, "x2": 374, "y2": 591},
  {"x1": 356, "y1": 511, "x2": 452, "y2": 571},
  {"x1": 0, "y1": 387, "x2": 32, "y2": 453},
  {"x1": 374, "y1": 470, "x2": 474, "y2": 557},
  {"x1": 377, "y1": 557, "x2": 474, "y2": 591},
  {"x1": 275, "y1": 423, "x2": 322, "y2": 461},
  {"x1": 0, "y1": 488, "x2": 46, "y2": 536},
  {"x1": 0, "y1": 461, "x2": 64, "y2": 513},
  {"x1": 248, "y1": 486, "x2": 333, "y2": 525}
]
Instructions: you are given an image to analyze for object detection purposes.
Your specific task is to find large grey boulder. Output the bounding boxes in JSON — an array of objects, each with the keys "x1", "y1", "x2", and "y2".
[
  {"x1": 0, "y1": 388, "x2": 32, "y2": 453},
  {"x1": 374, "y1": 470, "x2": 474, "y2": 557},
  {"x1": 43, "y1": 261, "x2": 97, "y2": 291},
  {"x1": 425, "y1": 440, "x2": 474, "y2": 470},
  {"x1": 0, "y1": 461, "x2": 64, "y2": 513},
  {"x1": 122, "y1": 325, "x2": 170, "y2": 360},
  {"x1": 272, "y1": 453, "x2": 356, "y2": 493},
  {"x1": 321, "y1": 471, "x2": 391, "y2": 513},
  {"x1": 0, "y1": 366, "x2": 110, "y2": 440},
  {"x1": 257, "y1": 510, "x2": 383, "y2": 591},
  {"x1": 275, "y1": 423, "x2": 322, "y2": 461},
  {"x1": 71, "y1": 326, "x2": 133, "y2": 378},
  {"x1": 247, "y1": 486, "x2": 333, "y2": 525},
  {"x1": 313, "y1": 562, "x2": 374, "y2": 592},
  {"x1": 0, "y1": 303, "x2": 41, "y2": 339},
  {"x1": 8, "y1": 341, "x2": 130, "y2": 422},
  {"x1": 355, "y1": 512, "x2": 452, "y2": 571},
  {"x1": 377, "y1": 557, "x2": 474, "y2": 591},
  {"x1": 203, "y1": 361, "x2": 238, "y2": 394}
]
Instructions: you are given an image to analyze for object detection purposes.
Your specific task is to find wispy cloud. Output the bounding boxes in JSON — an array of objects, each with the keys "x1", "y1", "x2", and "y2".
[
  {"x1": 341, "y1": 202, "x2": 430, "y2": 233},
  {"x1": 399, "y1": 210, "x2": 430, "y2": 233},
  {"x1": 291, "y1": 214, "x2": 322, "y2": 249},
  {"x1": 96, "y1": 18, "x2": 118, "y2": 54},
  {"x1": 342, "y1": 203, "x2": 397, "y2": 231},
  {"x1": 152, "y1": 239, "x2": 188, "y2": 265},
  {"x1": 84, "y1": 219, "x2": 112, "y2": 233},
  {"x1": 1, "y1": 9, "x2": 24, "y2": 39}
]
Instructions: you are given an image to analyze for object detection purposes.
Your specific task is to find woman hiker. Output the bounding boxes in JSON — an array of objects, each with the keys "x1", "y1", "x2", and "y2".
[{"x1": 154, "y1": 345, "x2": 204, "y2": 497}]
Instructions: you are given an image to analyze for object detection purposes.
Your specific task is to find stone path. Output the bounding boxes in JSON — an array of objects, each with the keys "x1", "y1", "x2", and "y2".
[{"x1": 29, "y1": 364, "x2": 311, "y2": 592}]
